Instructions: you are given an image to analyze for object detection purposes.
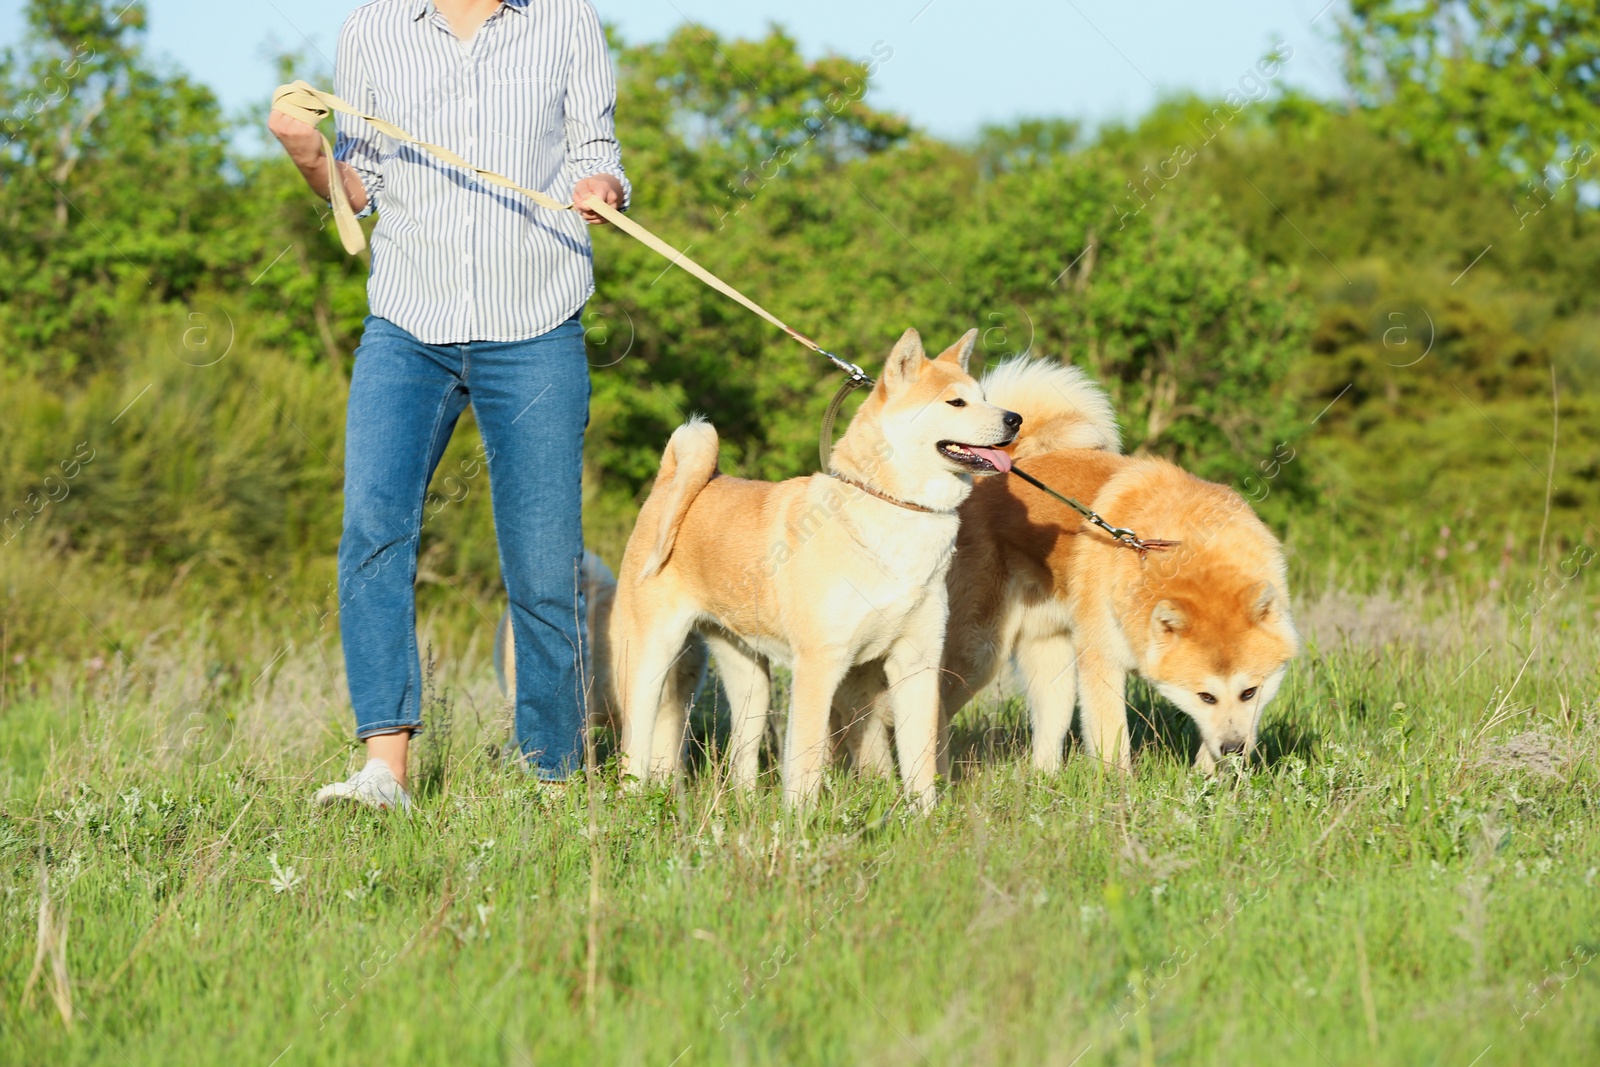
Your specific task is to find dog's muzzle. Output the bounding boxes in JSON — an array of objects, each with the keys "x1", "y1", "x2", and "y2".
[{"x1": 937, "y1": 434, "x2": 1016, "y2": 474}]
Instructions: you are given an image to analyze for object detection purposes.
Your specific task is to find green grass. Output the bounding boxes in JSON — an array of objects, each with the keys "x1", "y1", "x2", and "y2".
[{"x1": 1, "y1": 579, "x2": 1597, "y2": 1066}]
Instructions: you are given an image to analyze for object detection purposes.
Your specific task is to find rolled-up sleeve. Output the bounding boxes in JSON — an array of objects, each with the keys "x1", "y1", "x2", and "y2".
[
  {"x1": 333, "y1": 14, "x2": 383, "y2": 220},
  {"x1": 563, "y1": 0, "x2": 631, "y2": 210}
]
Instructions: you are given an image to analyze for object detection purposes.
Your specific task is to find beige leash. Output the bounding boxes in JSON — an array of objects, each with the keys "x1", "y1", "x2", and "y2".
[{"x1": 270, "y1": 80, "x2": 869, "y2": 378}]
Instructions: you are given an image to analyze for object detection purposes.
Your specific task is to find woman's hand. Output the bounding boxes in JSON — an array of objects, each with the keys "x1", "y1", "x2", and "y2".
[
  {"x1": 267, "y1": 109, "x2": 368, "y2": 214},
  {"x1": 572, "y1": 174, "x2": 624, "y2": 225},
  {"x1": 268, "y1": 109, "x2": 325, "y2": 169}
]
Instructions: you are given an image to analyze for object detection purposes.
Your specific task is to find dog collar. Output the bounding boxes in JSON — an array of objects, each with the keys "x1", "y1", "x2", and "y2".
[{"x1": 827, "y1": 473, "x2": 939, "y2": 514}]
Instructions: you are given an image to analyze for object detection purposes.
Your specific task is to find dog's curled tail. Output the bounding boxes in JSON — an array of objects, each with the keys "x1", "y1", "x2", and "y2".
[
  {"x1": 639, "y1": 417, "x2": 720, "y2": 579},
  {"x1": 981, "y1": 356, "x2": 1121, "y2": 459}
]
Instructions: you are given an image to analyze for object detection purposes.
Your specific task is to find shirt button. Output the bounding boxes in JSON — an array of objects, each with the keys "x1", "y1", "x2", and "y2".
[{"x1": 466, "y1": 99, "x2": 475, "y2": 108}]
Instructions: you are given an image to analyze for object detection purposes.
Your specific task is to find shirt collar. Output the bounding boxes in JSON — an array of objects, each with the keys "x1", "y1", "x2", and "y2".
[{"x1": 412, "y1": 0, "x2": 528, "y2": 20}]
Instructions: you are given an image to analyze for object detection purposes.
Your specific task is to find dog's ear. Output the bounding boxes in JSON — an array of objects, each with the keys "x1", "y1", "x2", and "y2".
[
  {"x1": 1150, "y1": 600, "x2": 1188, "y2": 639},
  {"x1": 1253, "y1": 582, "x2": 1279, "y2": 622},
  {"x1": 933, "y1": 329, "x2": 978, "y2": 373},
  {"x1": 881, "y1": 328, "x2": 926, "y2": 390}
]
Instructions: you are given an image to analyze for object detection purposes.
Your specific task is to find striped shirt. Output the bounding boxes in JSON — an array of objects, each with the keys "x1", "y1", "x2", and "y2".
[{"x1": 333, "y1": 0, "x2": 631, "y2": 343}]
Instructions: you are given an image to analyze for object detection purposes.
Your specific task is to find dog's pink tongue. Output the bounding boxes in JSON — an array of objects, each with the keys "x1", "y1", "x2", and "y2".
[{"x1": 969, "y1": 446, "x2": 1013, "y2": 473}]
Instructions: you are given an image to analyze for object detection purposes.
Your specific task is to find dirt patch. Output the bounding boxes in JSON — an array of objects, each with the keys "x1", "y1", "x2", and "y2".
[
  {"x1": 1475, "y1": 730, "x2": 1567, "y2": 779},
  {"x1": 1298, "y1": 587, "x2": 1500, "y2": 655}
]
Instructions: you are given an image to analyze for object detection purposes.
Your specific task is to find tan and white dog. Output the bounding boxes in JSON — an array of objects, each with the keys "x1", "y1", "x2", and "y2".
[
  {"x1": 608, "y1": 328, "x2": 1020, "y2": 808},
  {"x1": 847, "y1": 357, "x2": 1300, "y2": 774}
]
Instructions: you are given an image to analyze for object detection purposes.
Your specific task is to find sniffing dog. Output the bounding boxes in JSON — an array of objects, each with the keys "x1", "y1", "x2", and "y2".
[
  {"x1": 608, "y1": 328, "x2": 1019, "y2": 808},
  {"x1": 845, "y1": 357, "x2": 1299, "y2": 774}
]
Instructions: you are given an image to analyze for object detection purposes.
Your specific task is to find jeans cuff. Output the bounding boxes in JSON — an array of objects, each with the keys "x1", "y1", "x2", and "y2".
[
  {"x1": 356, "y1": 720, "x2": 424, "y2": 740},
  {"x1": 509, "y1": 744, "x2": 578, "y2": 781}
]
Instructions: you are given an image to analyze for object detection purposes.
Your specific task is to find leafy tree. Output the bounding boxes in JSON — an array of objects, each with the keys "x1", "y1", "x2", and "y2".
[
  {"x1": 0, "y1": 0, "x2": 235, "y2": 375},
  {"x1": 1114, "y1": 61, "x2": 1600, "y2": 549},
  {"x1": 1339, "y1": 0, "x2": 1600, "y2": 188},
  {"x1": 972, "y1": 117, "x2": 1081, "y2": 179}
]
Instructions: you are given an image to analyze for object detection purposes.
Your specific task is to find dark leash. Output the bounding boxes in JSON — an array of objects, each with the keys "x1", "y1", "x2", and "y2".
[
  {"x1": 818, "y1": 366, "x2": 874, "y2": 470},
  {"x1": 1007, "y1": 466, "x2": 1181, "y2": 557},
  {"x1": 814, "y1": 353, "x2": 1177, "y2": 556}
]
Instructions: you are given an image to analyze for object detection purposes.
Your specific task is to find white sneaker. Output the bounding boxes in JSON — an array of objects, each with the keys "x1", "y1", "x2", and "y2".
[{"x1": 313, "y1": 758, "x2": 412, "y2": 812}]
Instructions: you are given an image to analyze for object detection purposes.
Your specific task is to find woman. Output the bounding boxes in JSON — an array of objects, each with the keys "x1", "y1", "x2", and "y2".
[{"x1": 269, "y1": 0, "x2": 629, "y2": 809}]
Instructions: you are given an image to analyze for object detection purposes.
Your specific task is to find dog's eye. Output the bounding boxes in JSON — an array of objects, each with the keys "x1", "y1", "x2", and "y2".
[
  {"x1": 1240, "y1": 687, "x2": 1257, "y2": 701},
  {"x1": 1198, "y1": 692, "x2": 1217, "y2": 705},
  {"x1": 946, "y1": 398, "x2": 967, "y2": 408}
]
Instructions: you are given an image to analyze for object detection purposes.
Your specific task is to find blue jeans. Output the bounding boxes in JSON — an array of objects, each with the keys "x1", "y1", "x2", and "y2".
[{"x1": 339, "y1": 314, "x2": 589, "y2": 779}]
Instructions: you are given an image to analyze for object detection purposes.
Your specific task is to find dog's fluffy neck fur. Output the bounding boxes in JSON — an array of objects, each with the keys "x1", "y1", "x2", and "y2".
[{"x1": 828, "y1": 390, "x2": 973, "y2": 514}]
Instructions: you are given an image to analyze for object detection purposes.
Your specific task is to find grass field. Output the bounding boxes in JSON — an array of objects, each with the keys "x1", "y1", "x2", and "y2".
[{"x1": 1, "y1": 574, "x2": 1597, "y2": 1066}]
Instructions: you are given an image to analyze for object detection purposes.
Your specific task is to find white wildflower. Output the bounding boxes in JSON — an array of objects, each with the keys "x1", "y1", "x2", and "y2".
[{"x1": 268, "y1": 853, "x2": 304, "y2": 894}]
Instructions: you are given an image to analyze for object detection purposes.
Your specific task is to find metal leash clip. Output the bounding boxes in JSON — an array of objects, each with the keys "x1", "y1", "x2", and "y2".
[
  {"x1": 818, "y1": 348, "x2": 873, "y2": 385},
  {"x1": 1087, "y1": 514, "x2": 1182, "y2": 557}
]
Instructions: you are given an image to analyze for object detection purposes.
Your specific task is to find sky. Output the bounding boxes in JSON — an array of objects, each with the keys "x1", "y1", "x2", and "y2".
[{"x1": 0, "y1": 0, "x2": 1351, "y2": 147}]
